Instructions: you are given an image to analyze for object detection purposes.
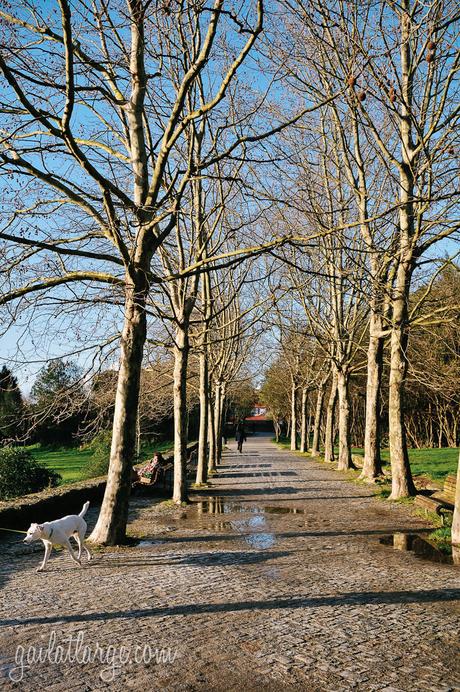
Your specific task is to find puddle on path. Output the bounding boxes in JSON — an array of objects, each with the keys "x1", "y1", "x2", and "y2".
[
  {"x1": 264, "y1": 506, "x2": 306, "y2": 515},
  {"x1": 192, "y1": 499, "x2": 306, "y2": 515},
  {"x1": 137, "y1": 540, "x2": 163, "y2": 548},
  {"x1": 137, "y1": 501, "x2": 280, "y2": 550},
  {"x1": 379, "y1": 533, "x2": 455, "y2": 565},
  {"x1": 244, "y1": 533, "x2": 276, "y2": 549}
]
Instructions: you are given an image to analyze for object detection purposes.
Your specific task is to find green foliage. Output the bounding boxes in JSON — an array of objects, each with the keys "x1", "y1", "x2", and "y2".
[
  {"x1": 262, "y1": 361, "x2": 291, "y2": 424},
  {"x1": 227, "y1": 381, "x2": 257, "y2": 422},
  {"x1": 0, "y1": 447, "x2": 61, "y2": 500},
  {"x1": 0, "y1": 366, "x2": 23, "y2": 441},
  {"x1": 31, "y1": 359, "x2": 82, "y2": 404},
  {"x1": 31, "y1": 359, "x2": 84, "y2": 446},
  {"x1": 429, "y1": 514, "x2": 453, "y2": 554},
  {"x1": 84, "y1": 430, "x2": 113, "y2": 478}
]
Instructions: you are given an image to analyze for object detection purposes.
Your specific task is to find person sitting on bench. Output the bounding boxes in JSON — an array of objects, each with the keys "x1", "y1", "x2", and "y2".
[{"x1": 136, "y1": 451, "x2": 168, "y2": 484}]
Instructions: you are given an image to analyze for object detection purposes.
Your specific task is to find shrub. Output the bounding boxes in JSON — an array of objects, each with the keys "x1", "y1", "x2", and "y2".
[
  {"x1": 0, "y1": 447, "x2": 61, "y2": 500},
  {"x1": 84, "y1": 430, "x2": 113, "y2": 478}
]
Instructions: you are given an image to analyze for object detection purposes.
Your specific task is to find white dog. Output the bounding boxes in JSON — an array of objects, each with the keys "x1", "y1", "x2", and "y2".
[{"x1": 24, "y1": 500, "x2": 92, "y2": 572}]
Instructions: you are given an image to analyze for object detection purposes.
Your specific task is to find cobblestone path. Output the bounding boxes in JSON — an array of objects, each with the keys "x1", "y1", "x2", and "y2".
[{"x1": 0, "y1": 435, "x2": 459, "y2": 691}]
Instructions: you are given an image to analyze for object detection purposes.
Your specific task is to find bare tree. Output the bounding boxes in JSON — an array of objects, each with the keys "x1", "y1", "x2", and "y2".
[
  {"x1": 306, "y1": 0, "x2": 460, "y2": 496},
  {"x1": 0, "y1": 0, "x2": 270, "y2": 542}
]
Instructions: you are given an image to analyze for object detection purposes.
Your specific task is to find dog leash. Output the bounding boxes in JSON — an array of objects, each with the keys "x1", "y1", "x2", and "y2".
[{"x1": 0, "y1": 527, "x2": 27, "y2": 534}]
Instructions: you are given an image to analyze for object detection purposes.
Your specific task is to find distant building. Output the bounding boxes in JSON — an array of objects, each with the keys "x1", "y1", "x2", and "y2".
[
  {"x1": 245, "y1": 403, "x2": 273, "y2": 433},
  {"x1": 249, "y1": 404, "x2": 267, "y2": 418}
]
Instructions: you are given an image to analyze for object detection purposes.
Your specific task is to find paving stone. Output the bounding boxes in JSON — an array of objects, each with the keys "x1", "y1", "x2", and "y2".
[{"x1": 0, "y1": 435, "x2": 458, "y2": 691}]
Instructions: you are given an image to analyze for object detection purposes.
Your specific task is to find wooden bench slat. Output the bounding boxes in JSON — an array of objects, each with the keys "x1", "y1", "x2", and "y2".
[
  {"x1": 432, "y1": 492, "x2": 455, "y2": 506},
  {"x1": 414, "y1": 495, "x2": 444, "y2": 513}
]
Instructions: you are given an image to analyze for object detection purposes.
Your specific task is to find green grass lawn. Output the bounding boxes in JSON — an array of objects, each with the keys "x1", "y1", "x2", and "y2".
[
  {"x1": 137, "y1": 440, "x2": 174, "y2": 463},
  {"x1": 350, "y1": 447, "x2": 458, "y2": 481},
  {"x1": 381, "y1": 447, "x2": 458, "y2": 482},
  {"x1": 27, "y1": 439, "x2": 174, "y2": 485},
  {"x1": 27, "y1": 444, "x2": 94, "y2": 484},
  {"x1": 274, "y1": 437, "x2": 458, "y2": 483}
]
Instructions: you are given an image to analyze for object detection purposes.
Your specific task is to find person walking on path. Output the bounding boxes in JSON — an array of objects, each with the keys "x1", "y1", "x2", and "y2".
[{"x1": 235, "y1": 421, "x2": 247, "y2": 454}]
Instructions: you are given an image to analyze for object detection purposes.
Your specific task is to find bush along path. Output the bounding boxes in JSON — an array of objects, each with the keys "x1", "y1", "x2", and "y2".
[{"x1": 0, "y1": 434, "x2": 458, "y2": 691}]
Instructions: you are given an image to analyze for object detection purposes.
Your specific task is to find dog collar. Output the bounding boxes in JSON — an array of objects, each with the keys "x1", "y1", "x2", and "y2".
[{"x1": 48, "y1": 527, "x2": 54, "y2": 539}]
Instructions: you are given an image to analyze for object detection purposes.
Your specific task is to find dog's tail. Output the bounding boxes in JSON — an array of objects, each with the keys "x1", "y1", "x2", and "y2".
[{"x1": 79, "y1": 501, "x2": 90, "y2": 518}]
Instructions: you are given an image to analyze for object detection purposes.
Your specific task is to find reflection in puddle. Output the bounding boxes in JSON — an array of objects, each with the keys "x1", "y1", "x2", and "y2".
[
  {"x1": 195, "y1": 499, "x2": 259, "y2": 515},
  {"x1": 264, "y1": 506, "x2": 306, "y2": 515},
  {"x1": 193, "y1": 499, "x2": 306, "y2": 516},
  {"x1": 379, "y1": 533, "x2": 455, "y2": 565},
  {"x1": 244, "y1": 533, "x2": 276, "y2": 549},
  {"x1": 190, "y1": 499, "x2": 277, "y2": 549},
  {"x1": 137, "y1": 540, "x2": 162, "y2": 548}
]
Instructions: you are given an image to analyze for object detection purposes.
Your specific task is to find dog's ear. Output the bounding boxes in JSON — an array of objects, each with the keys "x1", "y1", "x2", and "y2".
[{"x1": 37, "y1": 524, "x2": 44, "y2": 531}]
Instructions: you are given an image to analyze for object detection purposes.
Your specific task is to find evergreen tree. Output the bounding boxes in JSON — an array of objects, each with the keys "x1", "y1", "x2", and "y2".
[
  {"x1": 0, "y1": 366, "x2": 23, "y2": 441},
  {"x1": 31, "y1": 360, "x2": 84, "y2": 445}
]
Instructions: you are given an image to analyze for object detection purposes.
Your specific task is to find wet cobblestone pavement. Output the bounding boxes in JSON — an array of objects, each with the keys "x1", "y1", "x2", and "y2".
[{"x1": 0, "y1": 434, "x2": 459, "y2": 690}]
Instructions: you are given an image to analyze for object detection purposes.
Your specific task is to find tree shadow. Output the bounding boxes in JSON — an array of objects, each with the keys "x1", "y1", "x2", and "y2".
[
  {"x1": 218, "y1": 464, "x2": 272, "y2": 469},
  {"x1": 137, "y1": 527, "x2": 433, "y2": 545},
  {"x1": 213, "y1": 471, "x2": 298, "y2": 479},
  {"x1": 2, "y1": 588, "x2": 458, "y2": 628}
]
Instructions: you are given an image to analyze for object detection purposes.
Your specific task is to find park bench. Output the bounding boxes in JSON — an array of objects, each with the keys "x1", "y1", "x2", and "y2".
[
  {"x1": 136, "y1": 445, "x2": 199, "y2": 490},
  {"x1": 430, "y1": 473, "x2": 456, "y2": 509},
  {"x1": 138, "y1": 462, "x2": 173, "y2": 488},
  {"x1": 414, "y1": 473, "x2": 456, "y2": 517}
]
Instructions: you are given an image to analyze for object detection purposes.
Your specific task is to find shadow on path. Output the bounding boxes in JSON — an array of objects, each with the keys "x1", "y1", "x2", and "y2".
[
  {"x1": 137, "y1": 527, "x2": 433, "y2": 544},
  {"x1": 3, "y1": 589, "x2": 458, "y2": 628}
]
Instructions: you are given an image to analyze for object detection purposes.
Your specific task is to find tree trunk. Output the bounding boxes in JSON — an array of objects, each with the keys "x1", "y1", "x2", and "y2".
[
  {"x1": 336, "y1": 369, "x2": 355, "y2": 471},
  {"x1": 172, "y1": 320, "x2": 190, "y2": 503},
  {"x1": 388, "y1": 4, "x2": 416, "y2": 500},
  {"x1": 311, "y1": 379, "x2": 326, "y2": 457},
  {"x1": 324, "y1": 372, "x2": 338, "y2": 462},
  {"x1": 361, "y1": 311, "x2": 384, "y2": 481},
  {"x1": 307, "y1": 410, "x2": 313, "y2": 451},
  {"x1": 89, "y1": 278, "x2": 147, "y2": 545},
  {"x1": 452, "y1": 450, "x2": 460, "y2": 546},
  {"x1": 299, "y1": 387, "x2": 308, "y2": 453},
  {"x1": 195, "y1": 346, "x2": 209, "y2": 485},
  {"x1": 388, "y1": 267, "x2": 416, "y2": 498},
  {"x1": 214, "y1": 381, "x2": 225, "y2": 465},
  {"x1": 207, "y1": 392, "x2": 216, "y2": 474},
  {"x1": 290, "y1": 379, "x2": 298, "y2": 451}
]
